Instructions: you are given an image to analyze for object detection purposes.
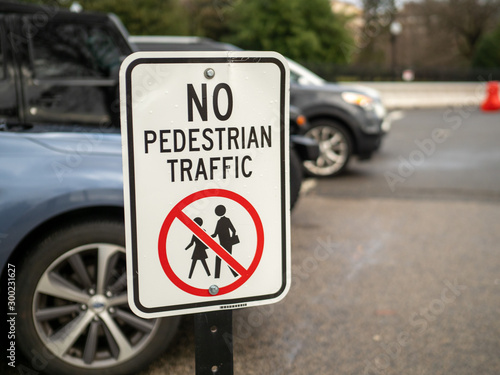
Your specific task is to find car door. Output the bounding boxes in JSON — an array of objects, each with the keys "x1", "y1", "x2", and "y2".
[{"x1": 18, "y1": 15, "x2": 128, "y2": 128}]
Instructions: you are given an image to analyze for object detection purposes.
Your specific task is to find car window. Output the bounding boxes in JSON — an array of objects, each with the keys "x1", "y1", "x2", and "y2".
[
  {"x1": 0, "y1": 19, "x2": 18, "y2": 122},
  {"x1": 0, "y1": 25, "x2": 4, "y2": 81},
  {"x1": 290, "y1": 70, "x2": 300, "y2": 84},
  {"x1": 287, "y1": 58, "x2": 325, "y2": 86},
  {"x1": 29, "y1": 22, "x2": 122, "y2": 79}
]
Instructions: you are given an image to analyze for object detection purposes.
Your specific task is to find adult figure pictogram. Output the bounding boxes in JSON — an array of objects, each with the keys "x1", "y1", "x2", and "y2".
[
  {"x1": 212, "y1": 205, "x2": 239, "y2": 278},
  {"x1": 185, "y1": 217, "x2": 211, "y2": 278}
]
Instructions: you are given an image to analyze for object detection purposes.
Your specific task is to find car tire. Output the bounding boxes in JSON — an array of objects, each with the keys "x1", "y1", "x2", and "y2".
[
  {"x1": 16, "y1": 219, "x2": 180, "y2": 375},
  {"x1": 290, "y1": 147, "x2": 303, "y2": 209},
  {"x1": 303, "y1": 120, "x2": 352, "y2": 177}
]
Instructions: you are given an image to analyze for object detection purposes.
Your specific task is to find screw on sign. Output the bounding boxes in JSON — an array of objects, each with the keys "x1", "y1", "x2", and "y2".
[{"x1": 158, "y1": 189, "x2": 264, "y2": 297}]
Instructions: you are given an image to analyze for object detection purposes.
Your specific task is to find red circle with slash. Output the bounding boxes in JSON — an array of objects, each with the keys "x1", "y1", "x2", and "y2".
[{"x1": 158, "y1": 189, "x2": 264, "y2": 297}]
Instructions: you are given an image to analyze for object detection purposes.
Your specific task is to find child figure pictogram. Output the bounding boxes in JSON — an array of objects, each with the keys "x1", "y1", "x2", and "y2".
[{"x1": 185, "y1": 217, "x2": 211, "y2": 278}]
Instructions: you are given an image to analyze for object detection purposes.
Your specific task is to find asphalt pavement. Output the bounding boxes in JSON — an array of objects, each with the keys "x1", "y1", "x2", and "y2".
[
  {"x1": 4, "y1": 108, "x2": 497, "y2": 375},
  {"x1": 141, "y1": 108, "x2": 500, "y2": 375}
]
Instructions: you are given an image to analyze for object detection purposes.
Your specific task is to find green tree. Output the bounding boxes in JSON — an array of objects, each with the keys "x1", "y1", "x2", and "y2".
[
  {"x1": 354, "y1": 0, "x2": 396, "y2": 66},
  {"x1": 80, "y1": 0, "x2": 190, "y2": 35},
  {"x1": 473, "y1": 24, "x2": 500, "y2": 68},
  {"x1": 182, "y1": 0, "x2": 235, "y2": 40},
  {"x1": 224, "y1": 0, "x2": 353, "y2": 64},
  {"x1": 421, "y1": 0, "x2": 500, "y2": 62}
]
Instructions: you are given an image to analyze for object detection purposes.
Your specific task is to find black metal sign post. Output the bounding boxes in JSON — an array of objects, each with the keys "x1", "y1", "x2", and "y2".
[{"x1": 195, "y1": 310, "x2": 234, "y2": 375}]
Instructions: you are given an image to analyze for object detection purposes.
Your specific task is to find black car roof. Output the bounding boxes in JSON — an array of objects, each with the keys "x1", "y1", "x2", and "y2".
[
  {"x1": 0, "y1": 1, "x2": 49, "y2": 13},
  {"x1": 0, "y1": 0, "x2": 110, "y2": 23}
]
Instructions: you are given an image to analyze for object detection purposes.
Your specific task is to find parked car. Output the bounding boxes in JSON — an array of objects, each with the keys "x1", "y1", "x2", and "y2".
[
  {"x1": 0, "y1": 3, "x2": 314, "y2": 375},
  {"x1": 0, "y1": 4, "x2": 180, "y2": 375},
  {"x1": 287, "y1": 59, "x2": 391, "y2": 176},
  {"x1": 130, "y1": 35, "x2": 392, "y2": 176},
  {"x1": 1, "y1": 131, "x2": 181, "y2": 375}
]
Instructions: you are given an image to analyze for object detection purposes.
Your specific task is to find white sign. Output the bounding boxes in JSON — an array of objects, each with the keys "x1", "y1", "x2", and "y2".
[{"x1": 120, "y1": 52, "x2": 291, "y2": 318}]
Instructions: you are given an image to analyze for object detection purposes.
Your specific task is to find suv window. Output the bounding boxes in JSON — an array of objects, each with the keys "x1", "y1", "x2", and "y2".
[
  {"x1": 17, "y1": 16, "x2": 128, "y2": 127},
  {"x1": 290, "y1": 70, "x2": 300, "y2": 84},
  {"x1": 30, "y1": 22, "x2": 122, "y2": 79},
  {"x1": 0, "y1": 33, "x2": 4, "y2": 81},
  {"x1": 0, "y1": 18, "x2": 18, "y2": 122}
]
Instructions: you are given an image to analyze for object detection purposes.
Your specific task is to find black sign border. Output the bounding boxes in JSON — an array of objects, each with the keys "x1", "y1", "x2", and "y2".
[{"x1": 124, "y1": 56, "x2": 288, "y2": 314}]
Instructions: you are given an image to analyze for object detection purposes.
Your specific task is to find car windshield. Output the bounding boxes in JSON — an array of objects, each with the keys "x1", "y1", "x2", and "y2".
[{"x1": 287, "y1": 58, "x2": 326, "y2": 86}]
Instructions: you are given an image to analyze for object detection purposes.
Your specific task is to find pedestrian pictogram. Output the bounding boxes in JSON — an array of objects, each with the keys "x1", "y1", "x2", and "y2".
[
  {"x1": 185, "y1": 217, "x2": 211, "y2": 279},
  {"x1": 120, "y1": 51, "x2": 291, "y2": 318},
  {"x1": 158, "y1": 189, "x2": 264, "y2": 297},
  {"x1": 212, "y1": 205, "x2": 239, "y2": 278}
]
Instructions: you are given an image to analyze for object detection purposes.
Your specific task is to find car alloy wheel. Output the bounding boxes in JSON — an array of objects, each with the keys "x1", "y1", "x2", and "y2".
[
  {"x1": 32, "y1": 243, "x2": 157, "y2": 368},
  {"x1": 303, "y1": 121, "x2": 351, "y2": 176},
  {"x1": 17, "y1": 220, "x2": 179, "y2": 375}
]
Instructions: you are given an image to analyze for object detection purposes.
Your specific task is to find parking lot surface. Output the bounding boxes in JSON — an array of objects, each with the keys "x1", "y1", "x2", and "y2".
[
  {"x1": 4, "y1": 108, "x2": 499, "y2": 374},
  {"x1": 140, "y1": 108, "x2": 500, "y2": 375}
]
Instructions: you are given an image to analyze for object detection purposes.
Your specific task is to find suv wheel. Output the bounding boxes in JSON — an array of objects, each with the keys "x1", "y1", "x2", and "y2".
[
  {"x1": 17, "y1": 219, "x2": 180, "y2": 375},
  {"x1": 303, "y1": 120, "x2": 352, "y2": 177}
]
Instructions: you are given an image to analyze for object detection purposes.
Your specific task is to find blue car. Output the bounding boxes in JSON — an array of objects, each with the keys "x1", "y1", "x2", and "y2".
[
  {"x1": 0, "y1": 4, "x2": 180, "y2": 375},
  {"x1": 1, "y1": 130, "x2": 181, "y2": 375},
  {"x1": 0, "y1": 3, "x2": 314, "y2": 374}
]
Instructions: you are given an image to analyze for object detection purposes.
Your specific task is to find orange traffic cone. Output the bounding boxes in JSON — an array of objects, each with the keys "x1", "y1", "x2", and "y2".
[{"x1": 481, "y1": 81, "x2": 500, "y2": 111}]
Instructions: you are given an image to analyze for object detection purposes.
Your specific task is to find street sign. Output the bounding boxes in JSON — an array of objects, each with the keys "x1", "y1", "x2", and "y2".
[{"x1": 120, "y1": 51, "x2": 291, "y2": 318}]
